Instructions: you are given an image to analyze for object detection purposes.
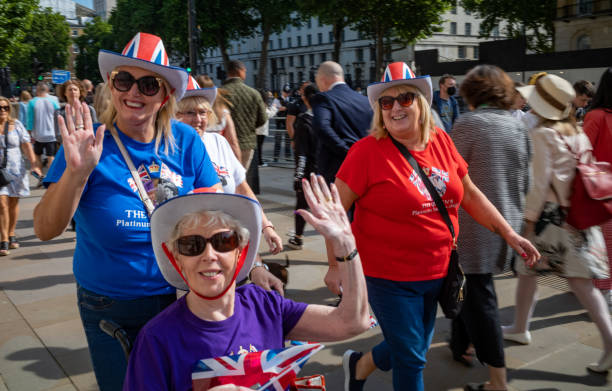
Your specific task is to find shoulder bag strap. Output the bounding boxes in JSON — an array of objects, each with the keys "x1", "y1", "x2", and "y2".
[
  {"x1": 109, "y1": 125, "x2": 155, "y2": 217},
  {"x1": 389, "y1": 135, "x2": 456, "y2": 247},
  {"x1": 2, "y1": 122, "x2": 9, "y2": 169}
]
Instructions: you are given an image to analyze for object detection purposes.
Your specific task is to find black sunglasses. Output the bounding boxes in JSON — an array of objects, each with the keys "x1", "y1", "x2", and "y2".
[
  {"x1": 378, "y1": 92, "x2": 416, "y2": 110},
  {"x1": 111, "y1": 70, "x2": 163, "y2": 96},
  {"x1": 176, "y1": 231, "x2": 239, "y2": 256},
  {"x1": 0, "y1": 105, "x2": 9, "y2": 112}
]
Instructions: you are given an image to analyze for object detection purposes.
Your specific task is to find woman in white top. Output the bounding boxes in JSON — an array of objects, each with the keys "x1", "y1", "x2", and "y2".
[
  {"x1": 502, "y1": 74, "x2": 612, "y2": 373},
  {"x1": 176, "y1": 77, "x2": 285, "y2": 293}
]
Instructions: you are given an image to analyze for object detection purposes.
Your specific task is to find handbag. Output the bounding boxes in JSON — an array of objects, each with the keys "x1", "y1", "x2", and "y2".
[
  {"x1": 554, "y1": 130, "x2": 612, "y2": 230},
  {"x1": 389, "y1": 136, "x2": 465, "y2": 319},
  {"x1": 0, "y1": 122, "x2": 12, "y2": 187}
]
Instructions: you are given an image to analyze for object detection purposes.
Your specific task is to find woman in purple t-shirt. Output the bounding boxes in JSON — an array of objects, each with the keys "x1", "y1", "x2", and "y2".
[{"x1": 124, "y1": 175, "x2": 370, "y2": 390}]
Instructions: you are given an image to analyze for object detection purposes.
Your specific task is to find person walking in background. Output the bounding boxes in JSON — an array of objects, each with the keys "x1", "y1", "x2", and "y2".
[
  {"x1": 334, "y1": 62, "x2": 539, "y2": 391},
  {"x1": 510, "y1": 81, "x2": 527, "y2": 121},
  {"x1": 55, "y1": 79, "x2": 98, "y2": 144},
  {"x1": 585, "y1": 68, "x2": 612, "y2": 311},
  {"x1": 82, "y1": 79, "x2": 95, "y2": 105},
  {"x1": 0, "y1": 97, "x2": 42, "y2": 255},
  {"x1": 273, "y1": 84, "x2": 291, "y2": 162},
  {"x1": 432, "y1": 74, "x2": 459, "y2": 133},
  {"x1": 449, "y1": 65, "x2": 531, "y2": 391},
  {"x1": 286, "y1": 81, "x2": 309, "y2": 144},
  {"x1": 256, "y1": 89, "x2": 279, "y2": 166},
  {"x1": 502, "y1": 74, "x2": 612, "y2": 374},
  {"x1": 572, "y1": 80, "x2": 595, "y2": 122},
  {"x1": 197, "y1": 75, "x2": 241, "y2": 162},
  {"x1": 288, "y1": 83, "x2": 318, "y2": 250},
  {"x1": 222, "y1": 60, "x2": 267, "y2": 170},
  {"x1": 26, "y1": 82, "x2": 60, "y2": 172},
  {"x1": 312, "y1": 61, "x2": 372, "y2": 185},
  {"x1": 18, "y1": 90, "x2": 31, "y2": 126}
]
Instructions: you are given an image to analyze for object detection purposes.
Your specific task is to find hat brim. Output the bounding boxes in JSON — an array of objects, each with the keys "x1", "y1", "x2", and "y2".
[
  {"x1": 517, "y1": 85, "x2": 570, "y2": 121},
  {"x1": 367, "y1": 76, "x2": 433, "y2": 108},
  {"x1": 150, "y1": 192, "x2": 262, "y2": 291},
  {"x1": 98, "y1": 49, "x2": 189, "y2": 100},
  {"x1": 182, "y1": 87, "x2": 217, "y2": 106}
]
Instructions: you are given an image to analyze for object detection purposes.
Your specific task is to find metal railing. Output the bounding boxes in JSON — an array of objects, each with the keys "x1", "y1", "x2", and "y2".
[
  {"x1": 258, "y1": 116, "x2": 294, "y2": 169},
  {"x1": 556, "y1": 0, "x2": 612, "y2": 19}
]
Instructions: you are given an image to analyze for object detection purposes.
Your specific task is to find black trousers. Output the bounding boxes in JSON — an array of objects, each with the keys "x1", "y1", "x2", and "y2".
[
  {"x1": 450, "y1": 273, "x2": 505, "y2": 368},
  {"x1": 294, "y1": 188, "x2": 308, "y2": 236}
]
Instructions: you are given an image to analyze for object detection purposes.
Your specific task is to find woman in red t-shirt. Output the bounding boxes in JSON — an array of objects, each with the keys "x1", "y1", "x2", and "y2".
[{"x1": 335, "y1": 62, "x2": 540, "y2": 391}]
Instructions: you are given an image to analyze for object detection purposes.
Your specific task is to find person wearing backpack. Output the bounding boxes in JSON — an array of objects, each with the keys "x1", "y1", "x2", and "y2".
[{"x1": 502, "y1": 74, "x2": 612, "y2": 373}]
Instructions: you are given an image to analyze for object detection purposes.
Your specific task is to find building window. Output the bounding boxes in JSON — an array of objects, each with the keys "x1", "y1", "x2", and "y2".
[
  {"x1": 299, "y1": 55, "x2": 305, "y2": 67},
  {"x1": 465, "y1": 9, "x2": 471, "y2": 15},
  {"x1": 288, "y1": 37, "x2": 292, "y2": 48},
  {"x1": 356, "y1": 48, "x2": 364, "y2": 61},
  {"x1": 309, "y1": 53, "x2": 315, "y2": 65},
  {"x1": 318, "y1": 33, "x2": 322, "y2": 45},
  {"x1": 578, "y1": 0, "x2": 593, "y2": 15},
  {"x1": 465, "y1": 23, "x2": 471, "y2": 36},
  {"x1": 72, "y1": 44, "x2": 79, "y2": 53},
  {"x1": 358, "y1": 31, "x2": 364, "y2": 40},
  {"x1": 289, "y1": 56, "x2": 294, "y2": 67},
  {"x1": 297, "y1": 36, "x2": 302, "y2": 46},
  {"x1": 492, "y1": 25, "x2": 499, "y2": 37},
  {"x1": 450, "y1": 22, "x2": 457, "y2": 35},
  {"x1": 307, "y1": 19, "x2": 312, "y2": 29},
  {"x1": 307, "y1": 34, "x2": 312, "y2": 46},
  {"x1": 329, "y1": 31, "x2": 333, "y2": 43},
  {"x1": 298, "y1": 71, "x2": 303, "y2": 82},
  {"x1": 576, "y1": 34, "x2": 591, "y2": 50},
  {"x1": 341, "y1": 29, "x2": 346, "y2": 41},
  {"x1": 253, "y1": 60, "x2": 257, "y2": 69},
  {"x1": 278, "y1": 38, "x2": 282, "y2": 49},
  {"x1": 269, "y1": 40, "x2": 273, "y2": 50},
  {"x1": 451, "y1": 6, "x2": 457, "y2": 14},
  {"x1": 279, "y1": 57, "x2": 285, "y2": 69},
  {"x1": 370, "y1": 47, "x2": 375, "y2": 60},
  {"x1": 72, "y1": 30, "x2": 78, "y2": 36},
  {"x1": 473, "y1": 46, "x2": 479, "y2": 59},
  {"x1": 297, "y1": 24, "x2": 301, "y2": 31},
  {"x1": 458, "y1": 46, "x2": 465, "y2": 59},
  {"x1": 320, "y1": 52, "x2": 326, "y2": 62},
  {"x1": 289, "y1": 72, "x2": 294, "y2": 84}
]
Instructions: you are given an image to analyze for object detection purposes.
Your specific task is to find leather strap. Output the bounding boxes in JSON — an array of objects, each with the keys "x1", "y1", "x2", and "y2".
[
  {"x1": 389, "y1": 135, "x2": 456, "y2": 248},
  {"x1": 2, "y1": 122, "x2": 8, "y2": 169},
  {"x1": 109, "y1": 124, "x2": 155, "y2": 216}
]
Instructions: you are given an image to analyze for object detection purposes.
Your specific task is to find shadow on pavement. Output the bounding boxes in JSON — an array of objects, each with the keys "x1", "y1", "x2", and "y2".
[
  {"x1": 18, "y1": 236, "x2": 76, "y2": 248},
  {"x1": 0, "y1": 273, "x2": 75, "y2": 290},
  {"x1": 5, "y1": 346, "x2": 91, "y2": 379},
  {"x1": 508, "y1": 368, "x2": 609, "y2": 387},
  {"x1": 11, "y1": 248, "x2": 75, "y2": 261}
]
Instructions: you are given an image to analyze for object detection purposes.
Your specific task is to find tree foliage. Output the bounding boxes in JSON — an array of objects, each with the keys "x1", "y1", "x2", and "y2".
[
  {"x1": 350, "y1": 0, "x2": 453, "y2": 80},
  {"x1": 74, "y1": 17, "x2": 116, "y2": 84},
  {"x1": 0, "y1": 0, "x2": 37, "y2": 67},
  {"x1": 298, "y1": 0, "x2": 351, "y2": 62},
  {"x1": 8, "y1": 7, "x2": 71, "y2": 79},
  {"x1": 109, "y1": 0, "x2": 172, "y2": 53},
  {"x1": 461, "y1": 0, "x2": 556, "y2": 52}
]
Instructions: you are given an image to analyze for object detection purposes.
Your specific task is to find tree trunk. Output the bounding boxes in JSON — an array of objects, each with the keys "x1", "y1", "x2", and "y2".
[
  {"x1": 332, "y1": 22, "x2": 343, "y2": 62},
  {"x1": 256, "y1": 23, "x2": 271, "y2": 90},
  {"x1": 375, "y1": 24, "x2": 384, "y2": 81},
  {"x1": 216, "y1": 34, "x2": 231, "y2": 74}
]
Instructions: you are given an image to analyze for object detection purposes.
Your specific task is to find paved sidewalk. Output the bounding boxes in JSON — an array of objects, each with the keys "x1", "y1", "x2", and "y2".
[{"x1": 0, "y1": 166, "x2": 610, "y2": 390}]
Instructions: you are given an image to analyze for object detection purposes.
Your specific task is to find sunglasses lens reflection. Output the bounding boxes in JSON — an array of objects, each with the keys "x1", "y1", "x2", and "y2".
[{"x1": 0, "y1": 106, "x2": 10, "y2": 112}]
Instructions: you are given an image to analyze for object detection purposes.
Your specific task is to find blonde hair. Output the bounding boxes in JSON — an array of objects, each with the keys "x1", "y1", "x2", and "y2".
[
  {"x1": 371, "y1": 85, "x2": 435, "y2": 144},
  {"x1": 99, "y1": 70, "x2": 177, "y2": 154},
  {"x1": 538, "y1": 115, "x2": 581, "y2": 137},
  {"x1": 20, "y1": 90, "x2": 32, "y2": 101},
  {"x1": 177, "y1": 96, "x2": 218, "y2": 127},
  {"x1": 167, "y1": 210, "x2": 249, "y2": 255},
  {"x1": 93, "y1": 82, "x2": 111, "y2": 118}
]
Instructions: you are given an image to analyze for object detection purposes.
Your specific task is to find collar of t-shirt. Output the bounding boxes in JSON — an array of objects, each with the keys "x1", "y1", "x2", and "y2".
[{"x1": 329, "y1": 81, "x2": 346, "y2": 90}]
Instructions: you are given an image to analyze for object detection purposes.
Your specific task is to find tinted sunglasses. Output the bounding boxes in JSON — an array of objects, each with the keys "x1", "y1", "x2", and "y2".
[
  {"x1": 176, "y1": 231, "x2": 239, "y2": 256},
  {"x1": 378, "y1": 92, "x2": 416, "y2": 110},
  {"x1": 110, "y1": 70, "x2": 163, "y2": 96},
  {"x1": 0, "y1": 105, "x2": 9, "y2": 112}
]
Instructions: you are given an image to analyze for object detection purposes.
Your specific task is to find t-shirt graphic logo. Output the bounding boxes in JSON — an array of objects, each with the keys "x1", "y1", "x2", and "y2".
[
  {"x1": 409, "y1": 169, "x2": 432, "y2": 200},
  {"x1": 127, "y1": 162, "x2": 184, "y2": 206},
  {"x1": 409, "y1": 166, "x2": 449, "y2": 200},
  {"x1": 212, "y1": 162, "x2": 230, "y2": 187}
]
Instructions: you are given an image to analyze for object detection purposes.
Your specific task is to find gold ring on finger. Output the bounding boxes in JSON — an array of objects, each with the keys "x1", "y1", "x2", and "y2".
[
  {"x1": 76, "y1": 125, "x2": 84, "y2": 130},
  {"x1": 325, "y1": 197, "x2": 332, "y2": 203}
]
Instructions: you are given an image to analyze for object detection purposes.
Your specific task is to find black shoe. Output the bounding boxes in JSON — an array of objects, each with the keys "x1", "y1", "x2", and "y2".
[
  {"x1": 8, "y1": 236, "x2": 19, "y2": 249},
  {"x1": 0, "y1": 241, "x2": 9, "y2": 256},
  {"x1": 343, "y1": 350, "x2": 366, "y2": 391},
  {"x1": 287, "y1": 235, "x2": 303, "y2": 250}
]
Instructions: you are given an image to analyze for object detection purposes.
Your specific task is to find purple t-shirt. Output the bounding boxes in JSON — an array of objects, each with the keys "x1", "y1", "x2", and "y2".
[{"x1": 123, "y1": 284, "x2": 308, "y2": 391}]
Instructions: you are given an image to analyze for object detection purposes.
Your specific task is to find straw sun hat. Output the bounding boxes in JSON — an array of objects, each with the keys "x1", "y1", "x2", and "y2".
[{"x1": 517, "y1": 74, "x2": 575, "y2": 121}]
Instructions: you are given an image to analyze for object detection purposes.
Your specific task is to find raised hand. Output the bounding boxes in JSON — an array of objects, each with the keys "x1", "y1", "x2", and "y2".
[
  {"x1": 297, "y1": 173, "x2": 356, "y2": 257},
  {"x1": 58, "y1": 102, "x2": 105, "y2": 179}
]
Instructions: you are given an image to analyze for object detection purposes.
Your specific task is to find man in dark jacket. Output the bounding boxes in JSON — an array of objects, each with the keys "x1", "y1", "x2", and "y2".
[
  {"x1": 432, "y1": 74, "x2": 459, "y2": 133},
  {"x1": 312, "y1": 61, "x2": 372, "y2": 184}
]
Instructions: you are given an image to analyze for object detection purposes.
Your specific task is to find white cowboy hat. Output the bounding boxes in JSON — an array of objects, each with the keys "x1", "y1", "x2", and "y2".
[
  {"x1": 517, "y1": 74, "x2": 575, "y2": 120},
  {"x1": 151, "y1": 191, "x2": 262, "y2": 291},
  {"x1": 367, "y1": 62, "x2": 433, "y2": 107},
  {"x1": 181, "y1": 75, "x2": 217, "y2": 104},
  {"x1": 98, "y1": 32, "x2": 189, "y2": 100}
]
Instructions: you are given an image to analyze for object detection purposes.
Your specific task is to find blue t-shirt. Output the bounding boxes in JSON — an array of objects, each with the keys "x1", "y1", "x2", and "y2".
[
  {"x1": 44, "y1": 120, "x2": 220, "y2": 299},
  {"x1": 123, "y1": 284, "x2": 308, "y2": 391}
]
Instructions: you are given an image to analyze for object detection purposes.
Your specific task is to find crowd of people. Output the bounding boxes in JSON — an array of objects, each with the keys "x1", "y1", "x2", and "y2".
[{"x1": 1, "y1": 29, "x2": 611, "y2": 391}]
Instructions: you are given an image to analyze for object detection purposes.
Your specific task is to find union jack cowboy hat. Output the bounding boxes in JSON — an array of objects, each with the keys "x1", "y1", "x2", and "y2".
[
  {"x1": 181, "y1": 75, "x2": 217, "y2": 105},
  {"x1": 98, "y1": 32, "x2": 189, "y2": 100},
  {"x1": 367, "y1": 62, "x2": 432, "y2": 107}
]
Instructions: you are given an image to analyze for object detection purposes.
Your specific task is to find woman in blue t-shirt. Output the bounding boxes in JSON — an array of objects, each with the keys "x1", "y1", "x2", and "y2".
[
  {"x1": 124, "y1": 175, "x2": 370, "y2": 391},
  {"x1": 32, "y1": 33, "x2": 224, "y2": 391}
]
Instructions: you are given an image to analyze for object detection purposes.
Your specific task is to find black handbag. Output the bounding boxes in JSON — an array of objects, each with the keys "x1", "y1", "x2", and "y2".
[
  {"x1": 0, "y1": 122, "x2": 11, "y2": 187},
  {"x1": 390, "y1": 136, "x2": 466, "y2": 319}
]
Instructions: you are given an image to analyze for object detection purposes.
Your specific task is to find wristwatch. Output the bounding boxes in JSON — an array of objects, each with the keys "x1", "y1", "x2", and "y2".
[
  {"x1": 252, "y1": 260, "x2": 269, "y2": 271},
  {"x1": 335, "y1": 248, "x2": 358, "y2": 263}
]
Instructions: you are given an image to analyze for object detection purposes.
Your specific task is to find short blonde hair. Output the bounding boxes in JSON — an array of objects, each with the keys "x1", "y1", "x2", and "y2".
[
  {"x1": 167, "y1": 210, "x2": 249, "y2": 255},
  {"x1": 177, "y1": 96, "x2": 218, "y2": 127},
  {"x1": 371, "y1": 85, "x2": 435, "y2": 144},
  {"x1": 100, "y1": 69, "x2": 177, "y2": 154}
]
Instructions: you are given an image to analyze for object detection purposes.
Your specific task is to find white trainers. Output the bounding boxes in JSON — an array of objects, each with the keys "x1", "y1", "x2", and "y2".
[{"x1": 502, "y1": 327, "x2": 532, "y2": 345}]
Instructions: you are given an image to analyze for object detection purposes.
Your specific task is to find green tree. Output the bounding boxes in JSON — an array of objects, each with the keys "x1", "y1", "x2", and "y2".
[
  {"x1": 0, "y1": 0, "x2": 37, "y2": 67},
  {"x1": 249, "y1": 0, "x2": 299, "y2": 89},
  {"x1": 350, "y1": 0, "x2": 453, "y2": 80},
  {"x1": 8, "y1": 7, "x2": 71, "y2": 79},
  {"x1": 109, "y1": 0, "x2": 172, "y2": 53},
  {"x1": 461, "y1": 0, "x2": 556, "y2": 52},
  {"x1": 298, "y1": 0, "x2": 351, "y2": 62},
  {"x1": 74, "y1": 17, "x2": 116, "y2": 83}
]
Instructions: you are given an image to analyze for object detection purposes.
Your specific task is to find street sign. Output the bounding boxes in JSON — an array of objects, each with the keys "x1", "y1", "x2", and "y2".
[{"x1": 51, "y1": 70, "x2": 71, "y2": 84}]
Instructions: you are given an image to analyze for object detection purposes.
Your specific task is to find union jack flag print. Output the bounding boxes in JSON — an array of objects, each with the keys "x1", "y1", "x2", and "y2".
[
  {"x1": 121, "y1": 32, "x2": 169, "y2": 66},
  {"x1": 192, "y1": 343, "x2": 324, "y2": 391},
  {"x1": 382, "y1": 61, "x2": 415, "y2": 82}
]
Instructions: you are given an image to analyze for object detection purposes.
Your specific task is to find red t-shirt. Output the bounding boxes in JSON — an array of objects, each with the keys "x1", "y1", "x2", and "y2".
[{"x1": 337, "y1": 130, "x2": 468, "y2": 281}]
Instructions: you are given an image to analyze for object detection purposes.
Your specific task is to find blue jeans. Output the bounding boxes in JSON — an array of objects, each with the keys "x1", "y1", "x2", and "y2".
[
  {"x1": 366, "y1": 276, "x2": 443, "y2": 391},
  {"x1": 77, "y1": 284, "x2": 176, "y2": 391}
]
